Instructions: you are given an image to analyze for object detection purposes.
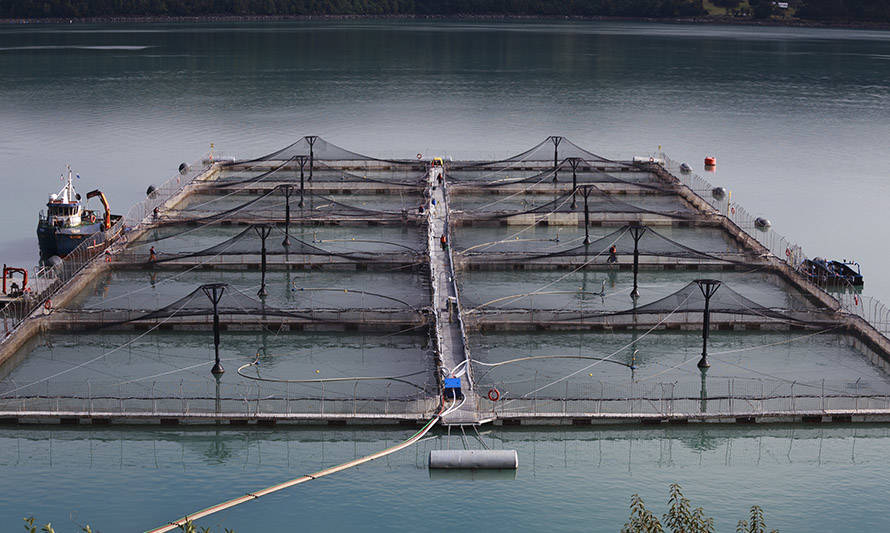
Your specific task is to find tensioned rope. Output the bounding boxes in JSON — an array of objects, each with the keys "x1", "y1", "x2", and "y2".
[{"x1": 497, "y1": 291, "x2": 692, "y2": 407}]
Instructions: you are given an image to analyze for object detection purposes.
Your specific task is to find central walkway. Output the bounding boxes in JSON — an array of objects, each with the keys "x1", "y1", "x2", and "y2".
[{"x1": 426, "y1": 164, "x2": 478, "y2": 425}]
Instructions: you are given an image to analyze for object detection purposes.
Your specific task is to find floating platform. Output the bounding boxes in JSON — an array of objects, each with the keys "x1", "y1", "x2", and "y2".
[{"x1": 3, "y1": 136, "x2": 890, "y2": 430}]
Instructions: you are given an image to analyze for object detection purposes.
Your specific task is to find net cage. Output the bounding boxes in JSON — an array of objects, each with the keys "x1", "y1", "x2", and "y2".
[
  {"x1": 213, "y1": 158, "x2": 426, "y2": 189},
  {"x1": 450, "y1": 137, "x2": 625, "y2": 170},
  {"x1": 155, "y1": 188, "x2": 424, "y2": 226},
  {"x1": 451, "y1": 190, "x2": 697, "y2": 221},
  {"x1": 70, "y1": 269, "x2": 431, "y2": 314},
  {"x1": 454, "y1": 224, "x2": 759, "y2": 266},
  {"x1": 458, "y1": 270, "x2": 826, "y2": 317},
  {"x1": 468, "y1": 329, "x2": 890, "y2": 406},
  {"x1": 448, "y1": 157, "x2": 668, "y2": 194},
  {"x1": 0, "y1": 329, "x2": 439, "y2": 407},
  {"x1": 122, "y1": 225, "x2": 426, "y2": 267},
  {"x1": 53, "y1": 281, "x2": 429, "y2": 334}
]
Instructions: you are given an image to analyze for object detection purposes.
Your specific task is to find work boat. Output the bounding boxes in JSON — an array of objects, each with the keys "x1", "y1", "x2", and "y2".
[{"x1": 36, "y1": 166, "x2": 121, "y2": 261}]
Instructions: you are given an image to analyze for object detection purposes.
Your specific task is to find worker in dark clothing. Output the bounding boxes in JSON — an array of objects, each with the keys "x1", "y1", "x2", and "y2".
[
  {"x1": 608, "y1": 245, "x2": 618, "y2": 264},
  {"x1": 440, "y1": 234, "x2": 448, "y2": 250},
  {"x1": 149, "y1": 246, "x2": 157, "y2": 262}
]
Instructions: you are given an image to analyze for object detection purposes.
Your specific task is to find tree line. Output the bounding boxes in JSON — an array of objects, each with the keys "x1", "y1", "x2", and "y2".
[
  {"x1": 0, "y1": 0, "x2": 887, "y2": 22},
  {"x1": 0, "y1": 0, "x2": 704, "y2": 19}
]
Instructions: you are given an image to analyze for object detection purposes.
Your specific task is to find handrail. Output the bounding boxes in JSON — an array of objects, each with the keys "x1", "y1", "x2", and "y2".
[
  {"x1": 1, "y1": 153, "x2": 213, "y2": 339},
  {"x1": 660, "y1": 154, "x2": 890, "y2": 338}
]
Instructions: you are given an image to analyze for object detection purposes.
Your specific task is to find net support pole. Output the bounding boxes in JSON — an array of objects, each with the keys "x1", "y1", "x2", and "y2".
[
  {"x1": 282, "y1": 185, "x2": 292, "y2": 246},
  {"x1": 201, "y1": 283, "x2": 227, "y2": 376},
  {"x1": 580, "y1": 185, "x2": 592, "y2": 245},
  {"x1": 214, "y1": 373, "x2": 222, "y2": 420},
  {"x1": 305, "y1": 136, "x2": 318, "y2": 182},
  {"x1": 699, "y1": 366, "x2": 709, "y2": 413},
  {"x1": 549, "y1": 135, "x2": 563, "y2": 182},
  {"x1": 629, "y1": 224, "x2": 647, "y2": 300},
  {"x1": 568, "y1": 157, "x2": 581, "y2": 209},
  {"x1": 255, "y1": 225, "x2": 272, "y2": 298},
  {"x1": 296, "y1": 155, "x2": 309, "y2": 208},
  {"x1": 695, "y1": 279, "x2": 722, "y2": 369}
]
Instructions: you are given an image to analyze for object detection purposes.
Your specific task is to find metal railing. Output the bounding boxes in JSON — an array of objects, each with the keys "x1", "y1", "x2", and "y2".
[
  {"x1": 478, "y1": 378, "x2": 890, "y2": 418},
  {"x1": 661, "y1": 154, "x2": 890, "y2": 338},
  {"x1": 1, "y1": 155, "x2": 212, "y2": 339},
  {"x1": 662, "y1": 155, "x2": 806, "y2": 267},
  {"x1": 0, "y1": 379, "x2": 439, "y2": 419}
]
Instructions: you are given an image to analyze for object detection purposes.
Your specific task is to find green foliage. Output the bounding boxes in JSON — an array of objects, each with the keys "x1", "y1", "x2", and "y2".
[
  {"x1": 24, "y1": 517, "x2": 96, "y2": 533},
  {"x1": 23, "y1": 518, "x2": 55, "y2": 533},
  {"x1": 623, "y1": 485, "x2": 773, "y2": 533},
  {"x1": 622, "y1": 494, "x2": 665, "y2": 533},
  {"x1": 178, "y1": 519, "x2": 235, "y2": 533}
]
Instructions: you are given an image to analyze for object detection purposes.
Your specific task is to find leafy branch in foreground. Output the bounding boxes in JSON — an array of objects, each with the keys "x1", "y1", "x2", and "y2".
[
  {"x1": 23, "y1": 517, "x2": 232, "y2": 533},
  {"x1": 622, "y1": 483, "x2": 777, "y2": 533}
]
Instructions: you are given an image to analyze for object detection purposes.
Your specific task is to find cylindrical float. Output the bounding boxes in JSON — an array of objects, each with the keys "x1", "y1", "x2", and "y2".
[
  {"x1": 429, "y1": 449, "x2": 518, "y2": 470},
  {"x1": 704, "y1": 156, "x2": 717, "y2": 167},
  {"x1": 754, "y1": 217, "x2": 772, "y2": 231}
]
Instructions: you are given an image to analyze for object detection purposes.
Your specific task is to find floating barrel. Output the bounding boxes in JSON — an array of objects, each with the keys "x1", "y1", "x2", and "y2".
[
  {"x1": 711, "y1": 187, "x2": 727, "y2": 200},
  {"x1": 704, "y1": 156, "x2": 716, "y2": 167},
  {"x1": 754, "y1": 217, "x2": 772, "y2": 231},
  {"x1": 178, "y1": 162, "x2": 189, "y2": 175},
  {"x1": 146, "y1": 185, "x2": 157, "y2": 198},
  {"x1": 429, "y1": 449, "x2": 518, "y2": 470}
]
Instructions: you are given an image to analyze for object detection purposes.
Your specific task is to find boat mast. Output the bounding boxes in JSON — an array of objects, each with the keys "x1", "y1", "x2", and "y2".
[{"x1": 63, "y1": 165, "x2": 75, "y2": 203}]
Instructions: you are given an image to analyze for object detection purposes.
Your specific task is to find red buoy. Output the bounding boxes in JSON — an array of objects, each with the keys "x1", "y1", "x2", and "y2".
[{"x1": 704, "y1": 156, "x2": 717, "y2": 168}]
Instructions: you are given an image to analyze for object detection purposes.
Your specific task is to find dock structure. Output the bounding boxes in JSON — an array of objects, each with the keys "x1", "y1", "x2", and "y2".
[
  {"x1": 4, "y1": 136, "x2": 890, "y2": 427},
  {"x1": 426, "y1": 164, "x2": 477, "y2": 425}
]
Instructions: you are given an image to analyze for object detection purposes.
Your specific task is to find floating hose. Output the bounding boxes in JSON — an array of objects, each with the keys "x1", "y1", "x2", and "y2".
[{"x1": 145, "y1": 408, "x2": 443, "y2": 533}]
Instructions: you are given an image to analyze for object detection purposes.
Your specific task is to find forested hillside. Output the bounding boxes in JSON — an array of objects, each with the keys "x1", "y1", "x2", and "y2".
[{"x1": 0, "y1": 0, "x2": 887, "y2": 23}]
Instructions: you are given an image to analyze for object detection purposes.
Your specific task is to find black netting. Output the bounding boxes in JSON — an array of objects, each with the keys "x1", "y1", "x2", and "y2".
[
  {"x1": 449, "y1": 157, "x2": 667, "y2": 192},
  {"x1": 153, "y1": 189, "x2": 420, "y2": 227},
  {"x1": 231, "y1": 136, "x2": 414, "y2": 165},
  {"x1": 134, "y1": 284, "x2": 305, "y2": 321},
  {"x1": 452, "y1": 137, "x2": 623, "y2": 169},
  {"x1": 459, "y1": 225, "x2": 752, "y2": 265},
  {"x1": 608, "y1": 281, "x2": 837, "y2": 325},
  {"x1": 215, "y1": 159, "x2": 425, "y2": 190},
  {"x1": 213, "y1": 156, "x2": 297, "y2": 189},
  {"x1": 151, "y1": 225, "x2": 423, "y2": 264},
  {"x1": 87, "y1": 283, "x2": 425, "y2": 328},
  {"x1": 456, "y1": 189, "x2": 695, "y2": 221}
]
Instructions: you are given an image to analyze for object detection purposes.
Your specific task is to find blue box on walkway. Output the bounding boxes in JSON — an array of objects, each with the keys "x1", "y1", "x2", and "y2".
[{"x1": 443, "y1": 377, "x2": 463, "y2": 400}]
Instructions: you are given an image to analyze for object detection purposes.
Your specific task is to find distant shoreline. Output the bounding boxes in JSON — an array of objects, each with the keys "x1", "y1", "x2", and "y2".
[{"x1": 0, "y1": 14, "x2": 888, "y2": 31}]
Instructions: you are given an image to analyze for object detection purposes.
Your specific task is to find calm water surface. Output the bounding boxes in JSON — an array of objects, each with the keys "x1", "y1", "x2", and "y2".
[
  {"x1": 2, "y1": 21, "x2": 890, "y2": 531},
  {"x1": 2, "y1": 425, "x2": 890, "y2": 532},
  {"x1": 0, "y1": 21, "x2": 888, "y2": 298}
]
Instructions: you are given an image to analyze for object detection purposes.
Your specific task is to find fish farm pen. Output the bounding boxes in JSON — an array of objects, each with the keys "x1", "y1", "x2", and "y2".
[{"x1": 3, "y1": 135, "x2": 890, "y2": 428}]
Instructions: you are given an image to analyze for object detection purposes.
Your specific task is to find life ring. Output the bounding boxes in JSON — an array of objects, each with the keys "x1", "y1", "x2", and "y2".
[
  {"x1": 854, "y1": 295, "x2": 859, "y2": 306},
  {"x1": 487, "y1": 388, "x2": 500, "y2": 402},
  {"x1": 44, "y1": 299, "x2": 52, "y2": 311},
  {"x1": 88, "y1": 214, "x2": 96, "y2": 223},
  {"x1": 785, "y1": 248, "x2": 792, "y2": 258},
  {"x1": 416, "y1": 153, "x2": 423, "y2": 160},
  {"x1": 730, "y1": 206, "x2": 735, "y2": 215},
  {"x1": 649, "y1": 156, "x2": 654, "y2": 163}
]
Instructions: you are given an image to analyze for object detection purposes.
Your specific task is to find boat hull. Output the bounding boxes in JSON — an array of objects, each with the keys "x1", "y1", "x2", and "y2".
[{"x1": 37, "y1": 221, "x2": 107, "y2": 260}]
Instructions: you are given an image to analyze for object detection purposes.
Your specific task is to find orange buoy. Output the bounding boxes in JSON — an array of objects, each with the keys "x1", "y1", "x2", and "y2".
[{"x1": 704, "y1": 156, "x2": 717, "y2": 168}]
